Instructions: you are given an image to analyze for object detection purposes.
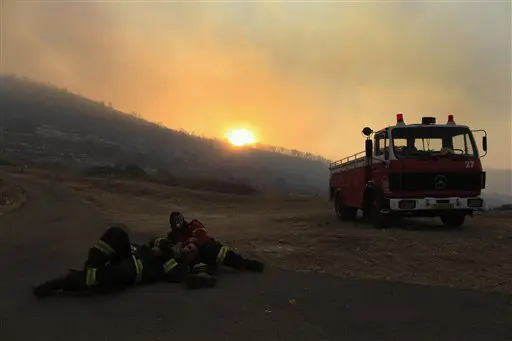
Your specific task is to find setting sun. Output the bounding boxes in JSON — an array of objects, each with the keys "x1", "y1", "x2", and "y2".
[{"x1": 225, "y1": 128, "x2": 257, "y2": 146}]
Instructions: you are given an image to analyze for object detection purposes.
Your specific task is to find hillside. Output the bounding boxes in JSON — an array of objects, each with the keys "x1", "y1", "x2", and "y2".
[
  {"x1": 0, "y1": 74, "x2": 330, "y2": 195},
  {"x1": 1, "y1": 74, "x2": 510, "y2": 201}
]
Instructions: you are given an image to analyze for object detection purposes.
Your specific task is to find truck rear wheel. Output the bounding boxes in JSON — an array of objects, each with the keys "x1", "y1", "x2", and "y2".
[
  {"x1": 440, "y1": 213, "x2": 466, "y2": 227},
  {"x1": 335, "y1": 192, "x2": 357, "y2": 221}
]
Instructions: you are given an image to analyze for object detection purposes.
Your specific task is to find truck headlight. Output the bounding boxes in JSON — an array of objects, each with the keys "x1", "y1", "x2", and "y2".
[{"x1": 467, "y1": 198, "x2": 483, "y2": 207}]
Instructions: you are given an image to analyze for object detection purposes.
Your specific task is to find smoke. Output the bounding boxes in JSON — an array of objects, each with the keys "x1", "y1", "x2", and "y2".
[{"x1": 2, "y1": 0, "x2": 510, "y2": 168}]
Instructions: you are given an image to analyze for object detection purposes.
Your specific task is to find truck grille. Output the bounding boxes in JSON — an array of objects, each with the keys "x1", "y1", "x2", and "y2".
[{"x1": 389, "y1": 172, "x2": 484, "y2": 192}]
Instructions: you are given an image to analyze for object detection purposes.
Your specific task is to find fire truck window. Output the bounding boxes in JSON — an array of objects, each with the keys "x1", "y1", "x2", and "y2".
[
  {"x1": 393, "y1": 138, "x2": 409, "y2": 155},
  {"x1": 375, "y1": 134, "x2": 388, "y2": 157},
  {"x1": 453, "y1": 133, "x2": 474, "y2": 155},
  {"x1": 394, "y1": 138, "x2": 407, "y2": 149},
  {"x1": 414, "y1": 138, "x2": 443, "y2": 152},
  {"x1": 392, "y1": 127, "x2": 477, "y2": 158}
]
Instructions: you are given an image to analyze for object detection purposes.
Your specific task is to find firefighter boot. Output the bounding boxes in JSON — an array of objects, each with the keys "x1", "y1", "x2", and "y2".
[
  {"x1": 241, "y1": 259, "x2": 265, "y2": 272},
  {"x1": 184, "y1": 272, "x2": 217, "y2": 290},
  {"x1": 33, "y1": 270, "x2": 87, "y2": 298},
  {"x1": 222, "y1": 249, "x2": 264, "y2": 272},
  {"x1": 33, "y1": 276, "x2": 67, "y2": 298},
  {"x1": 205, "y1": 262, "x2": 218, "y2": 276}
]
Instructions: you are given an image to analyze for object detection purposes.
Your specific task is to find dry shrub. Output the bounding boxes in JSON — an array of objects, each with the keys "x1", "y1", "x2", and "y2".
[
  {"x1": 84, "y1": 164, "x2": 258, "y2": 196},
  {"x1": 0, "y1": 183, "x2": 26, "y2": 211}
]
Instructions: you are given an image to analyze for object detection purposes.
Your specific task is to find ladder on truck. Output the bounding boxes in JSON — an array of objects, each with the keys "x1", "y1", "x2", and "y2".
[{"x1": 329, "y1": 151, "x2": 370, "y2": 172}]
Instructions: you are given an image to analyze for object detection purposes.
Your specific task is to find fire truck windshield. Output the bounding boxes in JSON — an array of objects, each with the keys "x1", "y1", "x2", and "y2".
[{"x1": 391, "y1": 126, "x2": 478, "y2": 159}]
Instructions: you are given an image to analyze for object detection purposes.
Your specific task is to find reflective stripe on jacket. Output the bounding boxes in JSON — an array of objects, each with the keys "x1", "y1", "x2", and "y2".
[
  {"x1": 86, "y1": 268, "x2": 97, "y2": 287},
  {"x1": 163, "y1": 258, "x2": 178, "y2": 274},
  {"x1": 94, "y1": 240, "x2": 115, "y2": 256},
  {"x1": 132, "y1": 255, "x2": 144, "y2": 284},
  {"x1": 216, "y1": 246, "x2": 230, "y2": 263}
]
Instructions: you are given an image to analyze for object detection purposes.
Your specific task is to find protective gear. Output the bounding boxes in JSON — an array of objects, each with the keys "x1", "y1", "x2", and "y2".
[
  {"x1": 199, "y1": 239, "x2": 264, "y2": 273},
  {"x1": 184, "y1": 271, "x2": 217, "y2": 290},
  {"x1": 33, "y1": 271, "x2": 85, "y2": 298},
  {"x1": 83, "y1": 226, "x2": 132, "y2": 269},
  {"x1": 148, "y1": 235, "x2": 217, "y2": 289},
  {"x1": 169, "y1": 211, "x2": 186, "y2": 230},
  {"x1": 33, "y1": 226, "x2": 189, "y2": 298},
  {"x1": 150, "y1": 237, "x2": 198, "y2": 264},
  {"x1": 167, "y1": 216, "x2": 210, "y2": 247},
  {"x1": 34, "y1": 257, "x2": 143, "y2": 298},
  {"x1": 164, "y1": 212, "x2": 265, "y2": 273},
  {"x1": 181, "y1": 243, "x2": 199, "y2": 262},
  {"x1": 190, "y1": 262, "x2": 209, "y2": 274}
]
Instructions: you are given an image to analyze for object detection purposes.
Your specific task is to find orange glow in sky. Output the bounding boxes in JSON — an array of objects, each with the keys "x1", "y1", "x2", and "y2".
[
  {"x1": 2, "y1": 2, "x2": 510, "y2": 168},
  {"x1": 225, "y1": 128, "x2": 257, "y2": 146}
]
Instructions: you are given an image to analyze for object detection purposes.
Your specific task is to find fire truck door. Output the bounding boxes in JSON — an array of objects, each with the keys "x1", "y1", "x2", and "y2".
[{"x1": 372, "y1": 132, "x2": 390, "y2": 191}]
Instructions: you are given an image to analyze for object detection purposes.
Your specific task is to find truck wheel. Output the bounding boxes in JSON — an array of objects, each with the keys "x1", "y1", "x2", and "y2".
[
  {"x1": 370, "y1": 196, "x2": 392, "y2": 229},
  {"x1": 335, "y1": 193, "x2": 357, "y2": 221},
  {"x1": 440, "y1": 213, "x2": 465, "y2": 227}
]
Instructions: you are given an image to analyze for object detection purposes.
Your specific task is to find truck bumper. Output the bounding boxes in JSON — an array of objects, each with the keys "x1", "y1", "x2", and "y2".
[{"x1": 388, "y1": 196, "x2": 487, "y2": 213}]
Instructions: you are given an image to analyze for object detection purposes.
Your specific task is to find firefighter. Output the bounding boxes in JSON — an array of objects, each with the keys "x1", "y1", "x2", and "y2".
[
  {"x1": 155, "y1": 212, "x2": 265, "y2": 274},
  {"x1": 33, "y1": 226, "x2": 215, "y2": 298},
  {"x1": 150, "y1": 233, "x2": 218, "y2": 289}
]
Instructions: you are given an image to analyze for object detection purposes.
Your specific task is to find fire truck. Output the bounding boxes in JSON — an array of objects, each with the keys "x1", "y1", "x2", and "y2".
[{"x1": 329, "y1": 114, "x2": 488, "y2": 228}]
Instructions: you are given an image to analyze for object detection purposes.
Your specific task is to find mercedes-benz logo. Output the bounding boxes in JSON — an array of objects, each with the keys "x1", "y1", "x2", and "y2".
[{"x1": 433, "y1": 174, "x2": 448, "y2": 189}]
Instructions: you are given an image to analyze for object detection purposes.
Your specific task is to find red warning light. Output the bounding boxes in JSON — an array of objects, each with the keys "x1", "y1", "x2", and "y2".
[
  {"x1": 397, "y1": 113, "x2": 404, "y2": 122},
  {"x1": 447, "y1": 114, "x2": 455, "y2": 124}
]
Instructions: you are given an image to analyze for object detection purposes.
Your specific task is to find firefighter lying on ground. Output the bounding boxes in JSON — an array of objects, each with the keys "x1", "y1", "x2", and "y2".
[
  {"x1": 33, "y1": 225, "x2": 216, "y2": 298},
  {"x1": 149, "y1": 212, "x2": 265, "y2": 276}
]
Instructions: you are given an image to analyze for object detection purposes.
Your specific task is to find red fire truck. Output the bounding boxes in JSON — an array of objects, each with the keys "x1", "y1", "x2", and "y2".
[{"x1": 329, "y1": 114, "x2": 488, "y2": 228}]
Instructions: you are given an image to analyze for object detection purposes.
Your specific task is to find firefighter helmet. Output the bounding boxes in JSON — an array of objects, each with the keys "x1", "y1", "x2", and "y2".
[{"x1": 169, "y1": 211, "x2": 186, "y2": 230}]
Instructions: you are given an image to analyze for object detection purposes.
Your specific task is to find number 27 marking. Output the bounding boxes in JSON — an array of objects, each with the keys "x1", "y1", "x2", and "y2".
[{"x1": 465, "y1": 160, "x2": 475, "y2": 168}]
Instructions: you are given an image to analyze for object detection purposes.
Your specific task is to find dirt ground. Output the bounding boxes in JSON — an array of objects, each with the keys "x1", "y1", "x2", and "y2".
[
  {"x1": 5, "y1": 167, "x2": 512, "y2": 294},
  {"x1": 0, "y1": 177, "x2": 26, "y2": 216}
]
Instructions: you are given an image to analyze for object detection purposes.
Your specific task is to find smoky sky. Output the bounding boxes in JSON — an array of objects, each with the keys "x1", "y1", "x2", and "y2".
[{"x1": 1, "y1": 0, "x2": 511, "y2": 169}]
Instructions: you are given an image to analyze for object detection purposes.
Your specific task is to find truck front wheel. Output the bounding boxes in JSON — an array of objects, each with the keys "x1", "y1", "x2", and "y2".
[
  {"x1": 335, "y1": 192, "x2": 357, "y2": 221},
  {"x1": 370, "y1": 196, "x2": 392, "y2": 229},
  {"x1": 440, "y1": 213, "x2": 466, "y2": 227}
]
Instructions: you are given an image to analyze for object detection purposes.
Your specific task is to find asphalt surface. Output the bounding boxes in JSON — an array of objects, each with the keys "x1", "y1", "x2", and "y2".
[{"x1": 0, "y1": 177, "x2": 511, "y2": 341}]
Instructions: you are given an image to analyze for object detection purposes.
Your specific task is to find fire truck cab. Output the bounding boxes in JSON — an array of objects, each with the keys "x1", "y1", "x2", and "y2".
[{"x1": 329, "y1": 114, "x2": 488, "y2": 228}]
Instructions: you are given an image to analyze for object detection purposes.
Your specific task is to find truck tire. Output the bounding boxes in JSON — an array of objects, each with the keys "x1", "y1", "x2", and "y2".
[
  {"x1": 370, "y1": 195, "x2": 392, "y2": 229},
  {"x1": 335, "y1": 192, "x2": 357, "y2": 221},
  {"x1": 440, "y1": 213, "x2": 465, "y2": 227}
]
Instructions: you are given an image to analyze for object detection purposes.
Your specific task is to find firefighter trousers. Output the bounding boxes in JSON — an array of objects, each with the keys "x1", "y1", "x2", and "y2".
[
  {"x1": 80, "y1": 226, "x2": 189, "y2": 290},
  {"x1": 198, "y1": 239, "x2": 264, "y2": 272},
  {"x1": 33, "y1": 227, "x2": 200, "y2": 298},
  {"x1": 83, "y1": 226, "x2": 133, "y2": 269}
]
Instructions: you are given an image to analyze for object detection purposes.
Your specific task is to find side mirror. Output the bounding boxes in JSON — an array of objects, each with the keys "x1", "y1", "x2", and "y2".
[
  {"x1": 365, "y1": 139, "x2": 373, "y2": 159},
  {"x1": 482, "y1": 136, "x2": 487, "y2": 152}
]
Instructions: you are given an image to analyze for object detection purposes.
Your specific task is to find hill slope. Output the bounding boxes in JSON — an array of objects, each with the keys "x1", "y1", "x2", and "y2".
[
  {"x1": 0, "y1": 74, "x2": 330, "y2": 194},
  {"x1": 1, "y1": 74, "x2": 510, "y2": 201}
]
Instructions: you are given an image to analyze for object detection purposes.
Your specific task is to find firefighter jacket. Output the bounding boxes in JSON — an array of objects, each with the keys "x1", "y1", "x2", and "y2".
[{"x1": 167, "y1": 219, "x2": 213, "y2": 246}]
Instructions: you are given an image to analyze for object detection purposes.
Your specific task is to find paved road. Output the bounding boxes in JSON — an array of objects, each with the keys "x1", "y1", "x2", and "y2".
[{"x1": 0, "y1": 177, "x2": 511, "y2": 341}]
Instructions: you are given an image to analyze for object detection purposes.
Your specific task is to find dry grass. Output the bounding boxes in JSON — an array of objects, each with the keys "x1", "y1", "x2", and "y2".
[
  {"x1": 6, "y1": 167, "x2": 512, "y2": 294},
  {"x1": 0, "y1": 178, "x2": 27, "y2": 216}
]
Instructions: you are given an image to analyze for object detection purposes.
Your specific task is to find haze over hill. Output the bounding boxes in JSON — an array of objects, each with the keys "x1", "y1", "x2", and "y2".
[
  {"x1": 1, "y1": 1, "x2": 511, "y2": 203},
  {"x1": 1, "y1": 74, "x2": 511, "y2": 205},
  {"x1": 2, "y1": 1, "x2": 511, "y2": 169},
  {"x1": 0, "y1": 74, "x2": 331, "y2": 195}
]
